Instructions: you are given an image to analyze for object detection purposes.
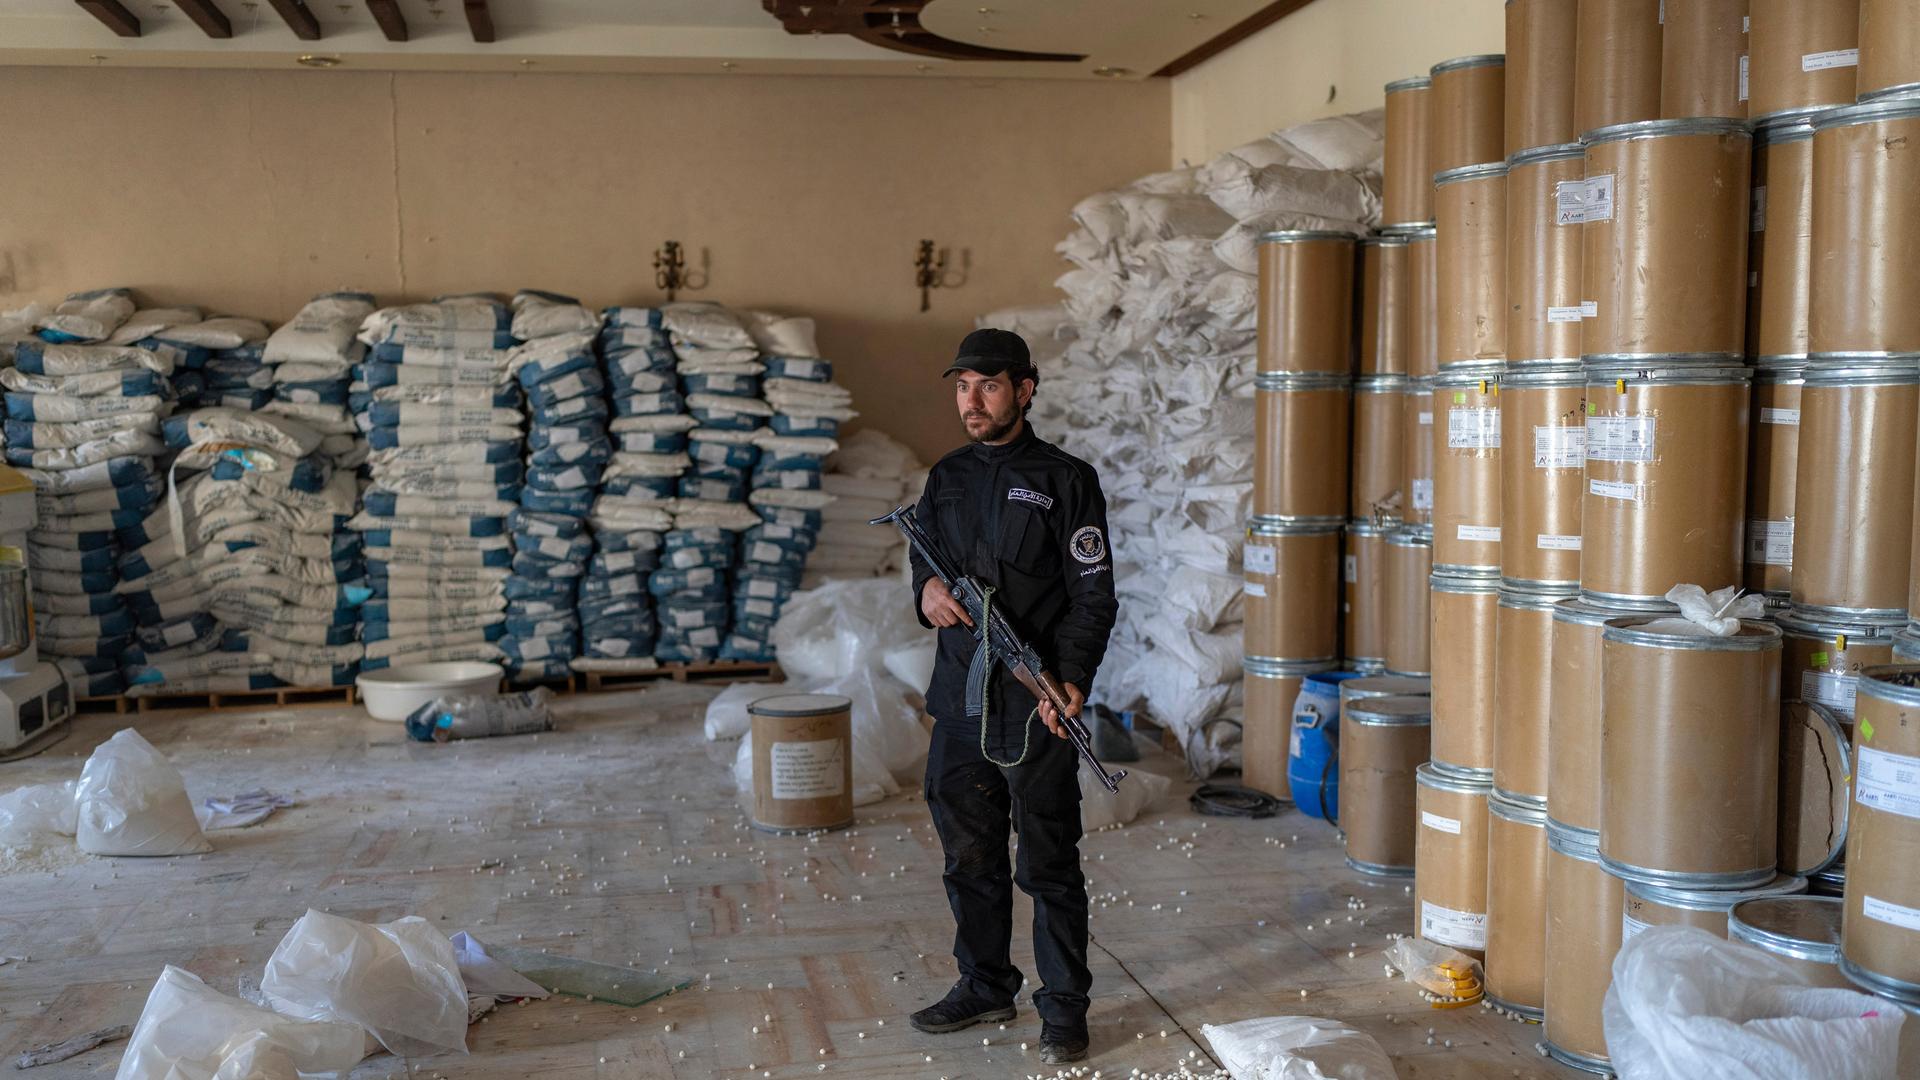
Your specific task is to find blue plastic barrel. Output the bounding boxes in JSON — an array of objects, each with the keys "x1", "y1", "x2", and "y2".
[{"x1": 1288, "y1": 671, "x2": 1365, "y2": 821}]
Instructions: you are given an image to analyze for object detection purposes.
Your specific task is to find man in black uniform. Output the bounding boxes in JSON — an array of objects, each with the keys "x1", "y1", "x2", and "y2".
[{"x1": 905, "y1": 327, "x2": 1119, "y2": 1066}]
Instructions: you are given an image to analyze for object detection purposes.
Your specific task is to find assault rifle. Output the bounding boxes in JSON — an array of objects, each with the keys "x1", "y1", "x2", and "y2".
[{"x1": 871, "y1": 505, "x2": 1127, "y2": 792}]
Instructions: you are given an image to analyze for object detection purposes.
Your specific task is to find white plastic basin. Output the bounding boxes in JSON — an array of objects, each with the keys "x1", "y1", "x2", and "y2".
[{"x1": 356, "y1": 661, "x2": 503, "y2": 722}]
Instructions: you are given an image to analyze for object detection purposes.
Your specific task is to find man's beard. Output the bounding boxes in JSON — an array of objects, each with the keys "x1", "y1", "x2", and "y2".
[{"x1": 964, "y1": 406, "x2": 1021, "y2": 444}]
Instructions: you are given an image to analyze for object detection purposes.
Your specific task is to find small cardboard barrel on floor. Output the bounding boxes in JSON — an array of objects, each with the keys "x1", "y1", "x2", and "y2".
[{"x1": 750, "y1": 693, "x2": 854, "y2": 834}]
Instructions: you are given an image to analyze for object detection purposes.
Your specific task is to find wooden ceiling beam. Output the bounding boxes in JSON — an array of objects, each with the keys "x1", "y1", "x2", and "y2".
[
  {"x1": 366, "y1": 0, "x2": 407, "y2": 42},
  {"x1": 464, "y1": 0, "x2": 494, "y2": 43},
  {"x1": 174, "y1": 0, "x2": 232, "y2": 38},
  {"x1": 262, "y1": 0, "x2": 321, "y2": 40},
  {"x1": 74, "y1": 0, "x2": 140, "y2": 37}
]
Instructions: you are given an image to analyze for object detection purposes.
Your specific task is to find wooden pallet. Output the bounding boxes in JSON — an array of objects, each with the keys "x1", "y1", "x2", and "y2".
[
  {"x1": 75, "y1": 663, "x2": 781, "y2": 714},
  {"x1": 581, "y1": 660, "x2": 782, "y2": 693}
]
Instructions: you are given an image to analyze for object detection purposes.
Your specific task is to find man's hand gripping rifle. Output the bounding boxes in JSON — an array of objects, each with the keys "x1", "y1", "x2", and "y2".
[{"x1": 871, "y1": 505, "x2": 1127, "y2": 793}]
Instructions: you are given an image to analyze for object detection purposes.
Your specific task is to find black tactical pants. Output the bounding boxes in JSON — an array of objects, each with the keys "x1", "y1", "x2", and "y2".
[{"x1": 923, "y1": 715, "x2": 1091, "y2": 1028}]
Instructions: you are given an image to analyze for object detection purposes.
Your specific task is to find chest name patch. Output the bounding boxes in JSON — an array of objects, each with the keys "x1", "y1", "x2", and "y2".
[{"x1": 1007, "y1": 488, "x2": 1054, "y2": 510}]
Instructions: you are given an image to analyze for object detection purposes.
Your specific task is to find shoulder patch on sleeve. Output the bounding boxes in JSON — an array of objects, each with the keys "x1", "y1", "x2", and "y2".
[{"x1": 1070, "y1": 525, "x2": 1107, "y2": 564}]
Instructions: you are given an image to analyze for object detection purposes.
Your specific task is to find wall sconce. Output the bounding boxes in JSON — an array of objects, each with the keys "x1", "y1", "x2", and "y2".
[
  {"x1": 654, "y1": 241, "x2": 710, "y2": 302},
  {"x1": 914, "y1": 239, "x2": 969, "y2": 312}
]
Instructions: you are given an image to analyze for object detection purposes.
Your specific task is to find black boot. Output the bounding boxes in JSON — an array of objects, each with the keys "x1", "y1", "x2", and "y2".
[
  {"x1": 1039, "y1": 1021, "x2": 1090, "y2": 1064},
  {"x1": 910, "y1": 982, "x2": 1017, "y2": 1034}
]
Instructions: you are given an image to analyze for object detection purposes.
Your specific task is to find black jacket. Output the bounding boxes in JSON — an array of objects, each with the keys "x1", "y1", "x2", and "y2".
[{"x1": 910, "y1": 422, "x2": 1120, "y2": 730}]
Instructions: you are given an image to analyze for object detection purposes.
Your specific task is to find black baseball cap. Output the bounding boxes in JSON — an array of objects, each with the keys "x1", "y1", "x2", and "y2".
[{"x1": 943, "y1": 327, "x2": 1033, "y2": 379}]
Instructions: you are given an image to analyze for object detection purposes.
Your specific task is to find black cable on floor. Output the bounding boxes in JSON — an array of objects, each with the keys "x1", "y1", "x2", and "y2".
[{"x1": 1188, "y1": 782, "x2": 1287, "y2": 819}]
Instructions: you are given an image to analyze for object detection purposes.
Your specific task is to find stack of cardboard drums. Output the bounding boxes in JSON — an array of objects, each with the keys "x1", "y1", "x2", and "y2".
[{"x1": 1234, "y1": 0, "x2": 1920, "y2": 1071}]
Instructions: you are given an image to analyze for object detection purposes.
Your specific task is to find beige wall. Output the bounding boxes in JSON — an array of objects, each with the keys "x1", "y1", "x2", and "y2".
[
  {"x1": 0, "y1": 67, "x2": 1169, "y2": 465},
  {"x1": 1170, "y1": 0, "x2": 1504, "y2": 166}
]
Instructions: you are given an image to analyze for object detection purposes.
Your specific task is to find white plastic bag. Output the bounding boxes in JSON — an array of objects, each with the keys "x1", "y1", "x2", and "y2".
[
  {"x1": 75, "y1": 729, "x2": 212, "y2": 856},
  {"x1": 1079, "y1": 765, "x2": 1168, "y2": 831},
  {"x1": 260, "y1": 910, "x2": 469, "y2": 1058},
  {"x1": 1604, "y1": 926, "x2": 1905, "y2": 1080},
  {"x1": 770, "y1": 578, "x2": 922, "y2": 681},
  {"x1": 115, "y1": 965, "x2": 366, "y2": 1080},
  {"x1": 1639, "y1": 583, "x2": 1768, "y2": 637},
  {"x1": 1200, "y1": 1015, "x2": 1396, "y2": 1080},
  {"x1": 0, "y1": 780, "x2": 77, "y2": 851},
  {"x1": 703, "y1": 681, "x2": 795, "y2": 741}
]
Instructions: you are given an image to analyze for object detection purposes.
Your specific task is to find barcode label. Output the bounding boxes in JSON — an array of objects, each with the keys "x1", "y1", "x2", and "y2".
[
  {"x1": 1586, "y1": 414, "x2": 1656, "y2": 462},
  {"x1": 1747, "y1": 519, "x2": 1793, "y2": 566}
]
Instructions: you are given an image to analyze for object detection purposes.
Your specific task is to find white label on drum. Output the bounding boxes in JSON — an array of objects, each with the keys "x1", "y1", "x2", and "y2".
[
  {"x1": 1412, "y1": 478, "x2": 1434, "y2": 511},
  {"x1": 1590, "y1": 478, "x2": 1643, "y2": 502},
  {"x1": 770, "y1": 739, "x2": 845, "y2": 800},
  {"x1": 1582, "y1": 174, "x2": 1615, "y2": 223},
  {"x1": 1418, "y1": 410, "x2": 1434, "y2": 426},
  {"x1": 1547, "y1": 305, "x2": 1586, "y2": 323},
  {"x1": 1751, "y1": 183, "x2": 1767, "y2": 231},
  {"x1": 1448, "y1": 407, "x2": 1500, "y2": 449},
  {"x1": 1421, "y1": 901, "x2": 1488, "y2": 950},
  {"x1": 1534, "y1": 425, "x2": 1586, "y2": 469},
  {"x1": 1622, "y1": 910, "x2": 1652, "y2": 943},
  {"x1": 1581, "y1": 300, "x2": 1599, "y2": 318},
  {"x1": 1538, "y1": 533, "x2": 1582, "y2": 551},
  {"x1": 1289, "y1": 724, "x2": 1303, "y2": 758},
  {"x1": 1421, "y1": 811, "x2": 1461, "y2": 835},
  {"x1": 1345, "y1": 554, "x2": 1358, "y2": 583},
  {"x1": 1801, "y1": 669, "x2": 1858, "y2": 719},
  {"x1": 1243, "y1": 580, "x2": 1268, "y2": 598},
  {"x1": 1739, "y1": 54, "x2": 1750, "y2": 102},
  {"x1": 1864, "y1": 895, "x2": 1920, "y2": 932},
  {"x1": 1802, "y1": 48, "x2": 1860, "y2": 72},
  {"x1": 1856, "y1": 745, "x2": 1920, "y2": 820},
  {"x1": 1586, "y1": 414, "x2": 1656, "y2": 462},
  {"x1": 1554, "y1": 180, "x2": 1587, "y2": 225},
  {"x1": 1748, "y1": 518, "x2": 1794, "y2": 566},
  {"x1": 1457, "y1": 525, "x2": 1501, "y2": 543},
  {"x1": 1761, "y1": 407, "x2": 1800, "y2": 425},
  {"x1": 1244, "y1": 543, "x2": 1276, "y2": 576}
]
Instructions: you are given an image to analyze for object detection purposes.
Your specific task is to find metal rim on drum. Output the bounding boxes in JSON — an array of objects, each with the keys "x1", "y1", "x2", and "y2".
[
  {"x1": 1544, "y1": 1042, "x2": 1614, "y2": 1076},
  {"x1": 1346, "y1": 854, "x2": 1415, "y2": 878},
  {"x1": 1258, "y1": 229, "x2": 1361, "y2": 245},
  {"x1": 1495, "y1": 787, "x2": 1549, "y2": 811},
  {"x1": 1500, "y1": 362, "x2": 1582, "y2": 388},
  {"x1": 1547, "y1": 817, "x2": 1601, "y2": 857},
  {"x1": 1431, "y1": 53, "x2": 1506, "y2": 75},
  {"x1": 1346, "y1": 696, "x2": 1432, "y2": 726},
  {"x1": 1856, "y1": 664, "x2": 1920, "y2": 709},
  {"x1": 1433, "y1": 362, "x2": 1505, "y2": 386},
  {"x1": 1416, "y1": 760, "x2": 1491, "y2": 795},
  {"x1": 1431, "y1": 567, "x2": 1502, "y2": 592},
  {"x1": 1859, "y1": 83, "x2": 1920, "y2": 104},
  {"x1": 1754, "y1": 111, "x2": 1822, "y2": 146},
  {"x1": 1386, "y1": 74, "x2": 1432, "y2": 93},
  {"x1": 1359, "y1": 233, "x2": 1412, "y2": 249},
  {"x1": 1243, "y1": 656, "x2": 1340, "y2": 679},
  {"x1": 1753, "y1": 356, "x2": 1810, "y2": 382},
  {"x1": 1582, "y1": 357, "x2": 1752, "y2": 385},
  {"x1": 751, "y1": 693, "x2": 853, "y2": 717},
  {"x1": 1255, "y1": 370, "x2": 1354, "y2": 390},
  {"x1": 1895, "y1": 628, "x2": 1920, "y2": 662},
  {"x1": 1812, "y1": 94, "x2": 1920, "y2": 132},
  {"x1": 1435, "y1": 161, "x2": 1510, "y2": 186},
  {"x1": 1775, "y1": 608, "x2": 1900, "y2": 645},
  {"x1": 1784, "y1": 603, "x2": 1906, "y2": 628},
  {"x1": 1355, "y1": 375, "x2": 1409, "y2": 398},
  {"x1": 1623, "y1": 873, "x2": 1807, "y2": 914},
  {"x1": 1484, "y1": 992, "x2": 1544, "y2": 1023},
  {"x1": 1840, "y1": 958, "x2": 1920, "y2": 1007},
  {"x1": 1779, "y1": 699, "x2": 1852, "y2": 876},
  {"x1": 1399, "y1": 223, "x2": 1438, "y2": 241},
  {"x1": 1600, "y1": 618, "x2": 1782, "y2": 653},
  {"x1": 1490, "y1": 792, "x2": 1548, "y2": 826},
  {"x1": 1801, "y1": 355, "x2": 1920, "y2": 385},
  {"x1": 1603, "y1": 854, "x2": 1780, "y2": 890},
  {"x1": 1506, "y1": 141, "x2": 1583, "y2": 168},
  {"x1": 1341, "y1": 674, "x2": 1431, "y2": 701},
  {"x1": 1729, "y1": 895, "x2": 1844, "y2": 965},
  {"x1": 1349, "y1": 657, "x2": 1388, "y2": 674},
  {"x1": 1345, "y1": 517, "x2": 1393, "y2": 538},
  {"x1": 1580, "y1": 116, "x2": 1752, "y2": 145},
  {"x1": 1386, "y1": 528, "x2": 1434, "y2": 551},
  {"x1": 1576, "y1": 589, "x2": 1683, "y2": 614},
  {"x1": 1249, "y1": 519, "x2": 1344, "y2": 539},
  {"x1": 1499, "y1": 582, "x2": 1578, "y2": 611}
]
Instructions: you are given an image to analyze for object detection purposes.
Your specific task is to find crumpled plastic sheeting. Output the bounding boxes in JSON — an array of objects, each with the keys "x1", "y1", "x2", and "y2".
[
  {"x1": 115, "y1": 965, "x2": 367, "y2": 1080},
  {"x1": 260, "y1": 910, "x2": 469, "y2": 1059},
  {"x1": 1638, "y1": 583, "x2": 1768, "y2": 637},
  {"x1": 75, "y1": 728, "x2": 212, "y2": 857},
  {"x1": 984, "y1": 109, "x2": 1384, "y2": 775},
  {"x1": 1200, "y1": 1014, "x2": 1396, "y2": 1080}
]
